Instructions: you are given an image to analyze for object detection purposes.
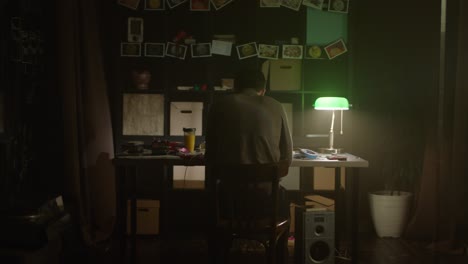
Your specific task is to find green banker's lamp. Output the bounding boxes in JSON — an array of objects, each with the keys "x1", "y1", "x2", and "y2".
[{"x1": 314, "y1": 97, "x2": 349, "y2": 154}]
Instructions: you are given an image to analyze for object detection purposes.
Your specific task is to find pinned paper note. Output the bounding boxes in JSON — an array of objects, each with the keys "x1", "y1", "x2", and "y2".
[{"x1": 211, "y1": 40, "x2": 232, "y2": 56}]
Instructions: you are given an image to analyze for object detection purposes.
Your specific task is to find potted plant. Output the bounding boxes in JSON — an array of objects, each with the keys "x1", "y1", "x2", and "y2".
[{"x1": 369, "y1": 157, "x2": 422, "y2": 238}]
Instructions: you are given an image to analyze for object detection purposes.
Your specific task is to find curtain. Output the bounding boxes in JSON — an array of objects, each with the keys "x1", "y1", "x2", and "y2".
[
  {"x1": 406, "y1": 0, "x2": 468, "y2": 252},
  {"x1": 56, "y1": 0, "x2": 115, "y2": 245}
]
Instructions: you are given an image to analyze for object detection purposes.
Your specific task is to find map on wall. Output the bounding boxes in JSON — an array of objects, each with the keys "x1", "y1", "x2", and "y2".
[{"x1": 122, "y1": 93, "x2": 164, "y2": 136}]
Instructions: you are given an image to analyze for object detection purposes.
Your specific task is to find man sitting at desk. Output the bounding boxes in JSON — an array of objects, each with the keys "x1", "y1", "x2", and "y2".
[{"x1": 205, "y1": 68, "x2": 293, "y2": 217}]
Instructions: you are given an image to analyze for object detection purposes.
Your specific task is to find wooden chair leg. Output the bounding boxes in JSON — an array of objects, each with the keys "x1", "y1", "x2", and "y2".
[{"x1": 277, "y1": 232, "x2": 289, "y2": 264}]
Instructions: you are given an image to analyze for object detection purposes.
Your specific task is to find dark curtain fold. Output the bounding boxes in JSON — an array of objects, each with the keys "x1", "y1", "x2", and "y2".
[
  {"x1": 56, "y1": 0, "x2": 115, "y2": 245},
  {"x1": 406, "y1": 0, "x2": 468, "y2": 252}
]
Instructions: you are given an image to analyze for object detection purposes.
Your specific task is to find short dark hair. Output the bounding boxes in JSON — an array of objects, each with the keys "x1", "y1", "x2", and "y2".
[{"x1": 235, "y1": 69, "x2": 266, "y2": 92}]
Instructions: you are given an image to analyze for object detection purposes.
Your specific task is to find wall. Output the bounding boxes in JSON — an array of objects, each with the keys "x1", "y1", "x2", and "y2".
[
  {"x1": 349, "y1": 0, "x2": 441, "y2": 230},
  {"x1": 99, "y1": 0, "x2": 308, "y2": 150}
]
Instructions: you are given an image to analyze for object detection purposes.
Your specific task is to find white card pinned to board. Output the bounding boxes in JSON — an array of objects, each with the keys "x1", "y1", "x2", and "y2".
[{"x1": 170, "y1": 102, "x2": 203, "y2": 136}]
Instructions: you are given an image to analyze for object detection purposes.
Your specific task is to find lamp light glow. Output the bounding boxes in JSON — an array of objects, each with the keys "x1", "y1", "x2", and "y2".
[
  {"x1": 314, "y1": 97, "x2": 349, "y2": 110},
  {"x1": 313, "y1": 97, "x2": 349, "y2": 154}
]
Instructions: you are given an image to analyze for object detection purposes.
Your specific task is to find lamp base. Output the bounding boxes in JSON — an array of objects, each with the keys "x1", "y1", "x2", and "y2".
[{"x1": 317, "y1": 147, "x2": 344, "y2": 154}]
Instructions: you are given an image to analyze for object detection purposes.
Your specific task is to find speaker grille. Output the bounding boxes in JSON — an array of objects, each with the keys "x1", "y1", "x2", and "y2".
[{"x1": 304, "y1": 211, "x2": 335, "y2": 264}]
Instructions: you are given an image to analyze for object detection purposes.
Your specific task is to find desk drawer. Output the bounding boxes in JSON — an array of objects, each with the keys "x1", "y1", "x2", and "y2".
[{"x1": 127, "y1": 199, "x2": 160, "y2": 235}]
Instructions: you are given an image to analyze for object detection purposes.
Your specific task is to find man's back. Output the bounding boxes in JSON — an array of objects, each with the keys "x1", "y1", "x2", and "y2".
[{"x1": 206, "y1": 88, "x2": 292, "y2": 165}]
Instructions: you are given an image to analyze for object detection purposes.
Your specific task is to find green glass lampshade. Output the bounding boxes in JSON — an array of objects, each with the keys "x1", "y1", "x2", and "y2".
[{"x1": 314, "y1": 97, "x2": 349, "y2": 110}]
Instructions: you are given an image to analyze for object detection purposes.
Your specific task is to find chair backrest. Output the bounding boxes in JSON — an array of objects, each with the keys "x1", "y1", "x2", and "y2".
[{"x1": 210, "y1": 161, "x2": 288, "y2": 234}]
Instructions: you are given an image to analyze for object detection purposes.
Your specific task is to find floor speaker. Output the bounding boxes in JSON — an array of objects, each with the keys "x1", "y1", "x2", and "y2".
[{"x1": 304, "y1": 210, "x2": 335, "y2": 264}]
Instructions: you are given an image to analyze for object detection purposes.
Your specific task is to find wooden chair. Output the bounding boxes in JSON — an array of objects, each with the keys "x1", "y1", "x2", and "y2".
[{"x1": 207, "y1": 161, "x2": 290, "y2": 264}]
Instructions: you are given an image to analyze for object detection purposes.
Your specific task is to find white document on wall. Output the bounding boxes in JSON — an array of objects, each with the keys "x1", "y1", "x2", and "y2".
[
  {"x1": 170, "y1": 102, "x2": 203, "y2": 136},
  {"x1": 211, "y1": 40, "x2": 232, "y2": 56},
  {"x1": 122, "y1": 93, "x2": 164, "y2": 136}
]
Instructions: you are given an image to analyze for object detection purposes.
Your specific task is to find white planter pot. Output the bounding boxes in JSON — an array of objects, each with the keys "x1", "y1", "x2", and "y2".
[{"x1": 368, "y1": 191, "x2": 413, "y2": 238}]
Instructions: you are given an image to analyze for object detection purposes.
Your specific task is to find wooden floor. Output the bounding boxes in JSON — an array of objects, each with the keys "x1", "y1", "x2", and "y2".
[{"x1": 88, "y1": 232, "x2": 468, "y2": 264}]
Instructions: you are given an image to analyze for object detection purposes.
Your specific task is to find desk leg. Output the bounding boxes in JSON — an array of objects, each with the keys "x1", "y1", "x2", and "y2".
[
  {"x1": 294, "y1": 203, "x2": 304, "y2": 264},
  {"x1": 334, "y1": 167, "x2": 341, "y2": 253},
  {"x1": 350, "y1": 168, "x2": 359, "y2": 264},
  {"x1": 130, "y1": 166, "x2": 138, "y2": 263},
  {"x1": 116, "y1": 166, "x2": 127, "y2": 264}
]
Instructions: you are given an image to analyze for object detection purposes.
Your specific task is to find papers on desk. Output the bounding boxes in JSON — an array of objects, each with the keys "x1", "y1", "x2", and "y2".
[{"x1": 293, "y1": 149, "x2": 318, "y2": 159}]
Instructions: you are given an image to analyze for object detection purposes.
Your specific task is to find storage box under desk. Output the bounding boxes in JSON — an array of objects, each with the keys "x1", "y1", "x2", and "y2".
[{"x1": 127, "y1": 199, "x2": 160, "y2": 235}]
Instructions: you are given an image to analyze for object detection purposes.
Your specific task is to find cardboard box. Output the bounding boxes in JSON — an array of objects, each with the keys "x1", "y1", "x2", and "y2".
[
  {"x1": 304, "y1": 195, "x2": 335, "y2": 211},
  {"x1": 313, "y1": 167, "x2": 346, "y2": 190},
  {"x1": 266, "y1": 59, "x2": 302, "y2": 91},
  {"x1": 127, "y1": 199, "x2": 160, "y2": 235}
]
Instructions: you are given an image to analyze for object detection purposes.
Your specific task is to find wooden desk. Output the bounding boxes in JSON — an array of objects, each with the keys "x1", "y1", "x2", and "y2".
[
  {"x1": 291, "y1": 153, "x2": 368, "y2": 264},
  {"x1": 113, "y1": 153, "x2": 368, "y2": 264}
]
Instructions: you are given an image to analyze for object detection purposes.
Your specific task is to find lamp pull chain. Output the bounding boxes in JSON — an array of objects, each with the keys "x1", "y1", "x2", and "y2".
[
  {"x1": 329, "y1": 110, "x2": 335, "y2": 150},
  {"x1": 340, "y1": 109, "x2": 344, "y2": 135}
]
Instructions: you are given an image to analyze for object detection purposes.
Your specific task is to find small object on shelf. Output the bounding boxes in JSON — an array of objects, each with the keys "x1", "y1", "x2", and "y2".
[
  {"x1": 132, "y1": 70, "x2": 151, "y2": 90},
  {"x1": 177, "y1": 86, "x2": 193, "y2": 91}
]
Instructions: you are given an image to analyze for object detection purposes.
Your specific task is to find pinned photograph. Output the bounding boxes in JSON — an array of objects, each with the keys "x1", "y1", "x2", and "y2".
[
  {"x1": 282, "y1": 44, "x2": 303, "y2": 59},
  {"x1": 211, "y1": 40, "x2": 232, "y2": 56},
  {"x1": 328, "y1": 0, "x2": 348, "y2": 13},
  {"x1": 260, "y1": 0, "x2": 281, "y2": 8},
  {"x1": 258, "y1": 44, "x2": 279, "y2": 59},
  {"x1": 167, "y1": 0, "x2": 187, "y2": 9},
  {"x1": 211, "y1": 0, "x2": 233, "y2": 10},
  {"x1": 144, "y1": 0, "x2": 165, "y2": 10},
  {"x1": 304, "y1": 44, "x2": 327, "y2": 59},
  {"x1": 281, "y1": 0, "x2": 302, "y2": 11},
  {"x1": 236, "y1": 42, "x2": 258, "y2": 60},
  {"x1": 190, "y1": 0, "x2": 210, "y2": 10},
  {"x1": 127, "y1": 17, "x2": 144, "y2": 42},
  {"x1": 145, "y1": 43, "x2": 165, "y2": 57},
  {"x1": 191, "y1": 43, "x2": 212, "y2": 57},
  {"x1": 302, "y1": 0, "x2": 324, "y2": 10},
  {"x1": 118, "y1": 0, "x2": 141, "y2": 10},
  {"x1": 324, "y1": 39, "x2": 347, "y2": 59},
  {"x1": 121, "y1": 42, "x2": 141, "y2": 57},
  {"x1": 166, "y1": 42, "x2": 187, "y2": 59}
]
